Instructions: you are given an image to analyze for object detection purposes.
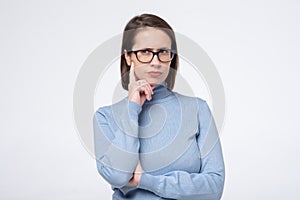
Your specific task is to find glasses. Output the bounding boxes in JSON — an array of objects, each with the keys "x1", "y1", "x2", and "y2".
[{"x1": 128, "y1": 49, "x2": 175, "y2": 63}]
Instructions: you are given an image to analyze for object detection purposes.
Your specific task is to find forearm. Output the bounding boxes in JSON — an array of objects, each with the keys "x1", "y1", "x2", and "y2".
[
  {"x1": 138, "y1": 170, "x2": 224, "y2": 200},
  {"x1": 137, "y1": 141, "x2": 225, "y2": 200}
]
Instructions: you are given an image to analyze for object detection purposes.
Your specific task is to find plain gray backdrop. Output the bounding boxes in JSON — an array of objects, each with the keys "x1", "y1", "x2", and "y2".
[{"x1": 1, "y1": 0, "x2": 299, "y2": 199}]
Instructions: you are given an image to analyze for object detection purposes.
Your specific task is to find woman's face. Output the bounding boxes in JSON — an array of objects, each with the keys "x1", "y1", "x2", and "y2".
[{"x1": 125, "y1": 27, "x2": 172, "y2": 87}]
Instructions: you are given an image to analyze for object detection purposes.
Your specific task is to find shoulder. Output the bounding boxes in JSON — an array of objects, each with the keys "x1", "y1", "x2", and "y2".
[
  {"x1": 172, "y1": 92, "x2": 208, "y2": 111},
  {"x1": 94, "y1": 98, "x2": 127, "y2": 119}
]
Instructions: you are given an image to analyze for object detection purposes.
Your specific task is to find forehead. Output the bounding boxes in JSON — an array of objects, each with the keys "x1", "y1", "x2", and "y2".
[{"x1": 132, "y1": 27, "x2": 171, "y2": 50}]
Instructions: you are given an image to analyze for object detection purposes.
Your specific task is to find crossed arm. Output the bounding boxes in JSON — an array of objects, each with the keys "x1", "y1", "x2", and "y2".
[{"x1": 93, "y1": 99, "x2": 225, "y2": 199}]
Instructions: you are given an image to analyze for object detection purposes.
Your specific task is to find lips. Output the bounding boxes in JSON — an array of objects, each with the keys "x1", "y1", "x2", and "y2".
[{"x1": 147, "y1": 71, "x2": 162, "y2": 76}]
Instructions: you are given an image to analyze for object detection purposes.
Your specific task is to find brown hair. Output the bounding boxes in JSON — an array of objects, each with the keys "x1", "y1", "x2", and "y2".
[{"x1": 120, "y1": 13, "x2": 179, "y2": 90}]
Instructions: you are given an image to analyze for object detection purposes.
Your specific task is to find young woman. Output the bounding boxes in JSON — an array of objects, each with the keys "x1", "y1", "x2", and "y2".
[{"x1": 93, "y1": 13, "x2": 225, "y2": 200}]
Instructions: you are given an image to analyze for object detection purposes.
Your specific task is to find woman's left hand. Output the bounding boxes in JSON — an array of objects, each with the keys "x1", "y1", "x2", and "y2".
[{"x1": 128, "y1": 161, "x2": 143, "y2": 187}]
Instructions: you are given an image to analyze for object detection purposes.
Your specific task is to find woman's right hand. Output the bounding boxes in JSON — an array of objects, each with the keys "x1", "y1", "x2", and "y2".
[{"x1": 128, "y1": 62, "x2": 153, "y2": 106}]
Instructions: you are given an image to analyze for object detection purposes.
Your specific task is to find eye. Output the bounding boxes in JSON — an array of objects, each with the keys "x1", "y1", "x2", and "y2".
[
  {"x1": 159, "y1": 49, "x2": 171, "y2": 56},
  {"x1": 140, "y1": 49, "x2": 150, "y2": 54},
  {"x1": 159, "y1": 49, "x2": 171, "y2": 54},
  {"x1": 160, "y1": 49, "x2": 169, "y2": 53}
]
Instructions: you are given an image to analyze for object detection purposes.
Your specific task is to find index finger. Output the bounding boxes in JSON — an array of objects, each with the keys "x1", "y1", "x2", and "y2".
[{"x1": 129, "y1": 62, "x2": 136, "y2": 83}]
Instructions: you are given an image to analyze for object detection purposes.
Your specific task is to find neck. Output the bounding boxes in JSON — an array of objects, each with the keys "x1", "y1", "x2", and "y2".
[{"x1": 145, "y1": 82, "x2": 172, "y2": 104}]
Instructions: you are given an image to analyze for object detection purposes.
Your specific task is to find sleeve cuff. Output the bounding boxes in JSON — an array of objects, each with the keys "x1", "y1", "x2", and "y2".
[
  {"x1": 128, "y1": 100, "x2": 142, "y2": 121},
  {"x1": 137, "y1": 173, "x2": 158, "y2": 192}
]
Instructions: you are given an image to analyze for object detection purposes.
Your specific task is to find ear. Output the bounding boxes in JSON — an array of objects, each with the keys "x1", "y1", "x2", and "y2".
[{"x1": 124, "y1": 50, "x2": 132, "y2": 66}]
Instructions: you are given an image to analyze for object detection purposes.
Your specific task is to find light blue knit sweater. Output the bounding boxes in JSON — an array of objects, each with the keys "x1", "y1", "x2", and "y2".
[{"x1": 93, "y1": 84, "x2": 225, "y2": 200}]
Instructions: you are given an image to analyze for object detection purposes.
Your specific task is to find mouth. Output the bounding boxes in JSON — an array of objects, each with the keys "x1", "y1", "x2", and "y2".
[{"x1": 147, "y1": 71, "x2": 162, "y2": 77}]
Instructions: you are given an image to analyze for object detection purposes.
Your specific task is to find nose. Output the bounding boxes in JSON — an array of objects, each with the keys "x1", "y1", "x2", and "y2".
[{"x1": 150, "y1": 54, "x2": 161, "y2": 65}]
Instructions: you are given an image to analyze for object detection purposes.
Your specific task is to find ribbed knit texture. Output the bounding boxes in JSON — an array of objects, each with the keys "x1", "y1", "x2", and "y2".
[{"x1": 93, "y1": 84, "x2": 225, "y2": 200}]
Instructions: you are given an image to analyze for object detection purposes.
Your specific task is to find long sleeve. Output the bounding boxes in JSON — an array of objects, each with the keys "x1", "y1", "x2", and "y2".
[
  {"x1": 137, "y1": 99, "x2": 225, "y2": 200},
  {"x1": 93, "y1": 100, "x2": 141, "y2": 188}
]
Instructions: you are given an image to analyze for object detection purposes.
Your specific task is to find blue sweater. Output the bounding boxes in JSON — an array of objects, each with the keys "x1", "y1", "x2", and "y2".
[{"x1": 93, "y1": 84, "x2": 225, "y2": 200}]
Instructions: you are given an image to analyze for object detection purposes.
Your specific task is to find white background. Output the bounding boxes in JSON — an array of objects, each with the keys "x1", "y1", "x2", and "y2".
[{"x1": 1, "y1": 0, "x2": 299, "y2": 199}]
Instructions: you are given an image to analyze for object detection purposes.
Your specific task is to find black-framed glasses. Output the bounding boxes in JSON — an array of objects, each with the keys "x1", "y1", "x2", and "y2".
[{"x1": 128, "y1": 49, "x2": 175, "y2": 63}]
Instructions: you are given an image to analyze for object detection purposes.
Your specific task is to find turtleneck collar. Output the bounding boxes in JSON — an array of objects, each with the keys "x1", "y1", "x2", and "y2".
[{"x1": 145, "y1": 82, "x2": 173, "y2": 104}]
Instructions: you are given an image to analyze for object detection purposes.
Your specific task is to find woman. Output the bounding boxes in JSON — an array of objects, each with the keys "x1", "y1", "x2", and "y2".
[{"x1": 93, "y1": 13, "x2": 225, "y2": 200}]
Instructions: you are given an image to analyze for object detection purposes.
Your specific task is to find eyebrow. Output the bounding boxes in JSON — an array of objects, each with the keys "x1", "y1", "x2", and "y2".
[{"x1": 138, "y1": 47, "x2": 171, "y2": 51}]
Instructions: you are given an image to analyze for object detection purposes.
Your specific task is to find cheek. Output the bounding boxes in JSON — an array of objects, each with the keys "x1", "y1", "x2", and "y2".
[
  {"x1": 163, "y1": 66, "x2": 170, "y2": 76},
  {"x1": 134, "y1": 66, "x2": 144, "y2": 79}
]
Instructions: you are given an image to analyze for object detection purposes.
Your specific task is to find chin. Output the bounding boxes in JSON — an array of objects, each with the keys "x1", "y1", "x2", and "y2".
[{"x1": 143, "y1": 77, "x2": 166, "y2": 87}]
